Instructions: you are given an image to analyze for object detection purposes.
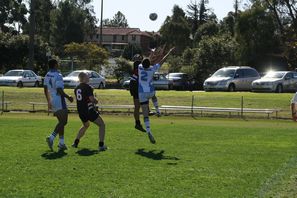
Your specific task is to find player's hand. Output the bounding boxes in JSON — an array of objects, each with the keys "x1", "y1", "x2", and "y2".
[{"x1": 68, "y1": 96, "x2": 74, "y2": 103}]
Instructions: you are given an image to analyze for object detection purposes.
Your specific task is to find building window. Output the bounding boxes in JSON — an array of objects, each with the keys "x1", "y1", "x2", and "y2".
[
  {"x1": 90, "y1": 35, "x2": 93, "y2": 40},
  {"x1": 113, "y1": 35, "x2": 117, "y2": 42},
  {"x1": 96, "y1": 34, "x2": 99, "y2": 39},
  {"x1": 132, "y1": 35, "x2": 136, "y2": 41},
  {"x1": 122, "y1": 35, "x2": 125, "y2": 41}
]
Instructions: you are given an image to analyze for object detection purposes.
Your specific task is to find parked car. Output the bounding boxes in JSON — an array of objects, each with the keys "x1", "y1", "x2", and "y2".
[
  {"x1": 252, "y1": 71, "x2": 297, "y2": 93},
  {"x1": 203, "y1": 66, "x2": 260, "y2": 92},
  {"x1": 166, "y1": 73, "x2": 190, "y2": 90},
  {"x1": 0, "y1": 69, "x2": 42, "y2": 87},
  {"x1": 63, "y1": 70, "x2": 105, "y2": 88},
  {"x1": 122, "y1": 72, "x2": 173, "y2": 90}
]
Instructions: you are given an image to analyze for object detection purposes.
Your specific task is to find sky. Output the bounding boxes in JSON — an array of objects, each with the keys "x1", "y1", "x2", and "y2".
[{"x1": 91, "y1": 0, "x2": 244, "y2": 32}]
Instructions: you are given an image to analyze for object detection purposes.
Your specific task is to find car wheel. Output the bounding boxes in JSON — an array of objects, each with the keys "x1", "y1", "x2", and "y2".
[
  {"x1": 34, "y1": 81, "x2": 39, "y2": 87},
  {"x1": 275, "y1": 84, "x2": 283, "y2": 93},
  {"x1": 98, "y1": 82, "x2": 104, "y2": 89},
  {"x1": 168, "y1": 84, "x2": 173, "y2": 90},
  {"x1": 17, "y1": 81, "x2": 23, "y2": 88},
  {"x1": 228, "y1": 84, "x2": 235, "y2": 92}
]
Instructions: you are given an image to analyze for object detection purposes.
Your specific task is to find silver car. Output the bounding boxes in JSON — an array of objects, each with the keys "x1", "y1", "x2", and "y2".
[
  {"x1": 0, "y1": 69, "x2": 42, "y2": 87},
  {"x1": 252, "y1": 71, "x2": 297, "y2": 93},
  {"x1": 203, "y1": 66, "x2": 260, "y2": 91},
  {"x1": 63, "y1": 70, "x2": 105, "y2": 89}
]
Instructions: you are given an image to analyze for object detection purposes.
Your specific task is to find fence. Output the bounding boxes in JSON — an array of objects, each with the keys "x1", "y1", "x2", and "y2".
[{"x1": 0, "y1": 88, "x2": 293, "y2": 119}]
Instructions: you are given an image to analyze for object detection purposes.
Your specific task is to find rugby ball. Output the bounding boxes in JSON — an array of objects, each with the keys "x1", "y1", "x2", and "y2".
[{"x1": 149, "y1": 13, "x2": 158, "y2": 21}]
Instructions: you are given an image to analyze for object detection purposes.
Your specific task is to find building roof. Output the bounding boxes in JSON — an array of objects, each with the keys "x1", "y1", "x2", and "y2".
[{"x1": 96, "y1": 27, "x2": 152, "y2": 37}]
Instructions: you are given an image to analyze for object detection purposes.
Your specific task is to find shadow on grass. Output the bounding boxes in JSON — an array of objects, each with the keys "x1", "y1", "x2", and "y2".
[
  {"x1": 76, "y1": 148, "x2": 98, "y2": 156},
  {"x1": 41, "y1": 150, "x2": 67, "y2": 160},
  {"x1": 135, "y1": 149, "x2": 180, "y2": 162}
]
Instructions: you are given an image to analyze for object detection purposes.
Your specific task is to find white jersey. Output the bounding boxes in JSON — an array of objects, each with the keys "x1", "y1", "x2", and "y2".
[
  {"x1": 44, "y1": 69, "x2": 67, "y2": 112},
  {"x1": 138, "y1": 64, "x2": 160, "y2": 93},
  {"x1": 292, "y1": 92, "x2": 297, "y2": 104}
]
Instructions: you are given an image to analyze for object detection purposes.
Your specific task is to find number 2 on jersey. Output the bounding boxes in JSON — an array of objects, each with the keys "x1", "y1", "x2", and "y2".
[
  {"x1": 141, "y1": 71, "x2": 148, "y2": 81},
  {"x1": 76, "y1": 89, "x2": 82, "y2": 101}
]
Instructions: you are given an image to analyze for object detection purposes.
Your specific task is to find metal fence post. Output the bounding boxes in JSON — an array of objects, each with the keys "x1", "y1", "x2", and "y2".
[
  {"x1": 241, "y1": 96, "x2": 244, "y2": 118},
  {"x1": 1, "y1": 90, "x2": 4, "y2": 115},
  {"x1": 191, "y1": 95, "x2": 194, "y2": 116}
]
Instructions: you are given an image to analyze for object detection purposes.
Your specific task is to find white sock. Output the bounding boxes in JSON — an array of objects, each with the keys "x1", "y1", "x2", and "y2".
[
  {"x1": 153, "y1": 99, "x2": 160, "y2": 114},
  {"x1": 144, "y1": 117, "x2": 151, "y2": 133},
  {"x1": 49, "y1": 131, "x2": 57, "y2": 141},
  {"x1": 59, "y1": 136, "x2": 64, "y2": 145}
]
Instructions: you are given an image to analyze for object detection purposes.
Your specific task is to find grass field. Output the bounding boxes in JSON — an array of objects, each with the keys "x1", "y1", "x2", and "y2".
[
  {"x1": 0, "y1": 87, "x2": 294, "y2": 118},
  {"x1": 1, "y1": 113, "x2": 297, "y2": 197}
]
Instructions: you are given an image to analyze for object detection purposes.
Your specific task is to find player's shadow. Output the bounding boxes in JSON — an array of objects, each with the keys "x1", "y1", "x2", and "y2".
[
  {"x1": 41, "y1": 150, "x2": 67, "y2": 160},
  {"x1": 135, "y1": 149, "x2": 180, "y2": 162},
  {"x1": 76, "y1": 148, "x2": 98, "y2": 156}
]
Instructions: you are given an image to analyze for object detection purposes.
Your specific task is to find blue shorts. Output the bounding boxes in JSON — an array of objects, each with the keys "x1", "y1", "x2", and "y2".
[{"x1": 51, "y1": 96, "x2": 67, "y2": 112}]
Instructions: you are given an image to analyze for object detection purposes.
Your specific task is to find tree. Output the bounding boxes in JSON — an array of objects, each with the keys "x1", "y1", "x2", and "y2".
[
  {"x1": 122, "y1": 43, "x2": 142, "y2": 60},
  {"x1": 188, "y1": 35, "x2": 238, "y2": 86},
  {"x1": 113, "y1": 58, "x2": 132, "y2": 82},
  {"x1": 23, "y1": 0, "x2": 54, "y2": 43},
  {"x1": 64, "y1": 42, "x2": 109, "y2": 70},
  {"x1": 50, "y1": 0, "x2": 96, "y2": 55},
  {"x1": 0, "y1": 33, "x2": 50, "y2": 75},
  {"x1": 160, "y1": 5, "x2": 191, "y2": 54},
  {"x1": 0, "y1": 0, "x2": 27, "y2": 33},
  {"x1": 194, "y1": 21, "x2": 219, "y2": 45},
  {"x1": 103, "y1": 11, "x2": 129, "y2": 28},
  {"x1": 187, "y1": 0, "x2": 199, "y2": 35},
  {"x1": 235, "y1": 4, "x2": 280, "y2": 69}
]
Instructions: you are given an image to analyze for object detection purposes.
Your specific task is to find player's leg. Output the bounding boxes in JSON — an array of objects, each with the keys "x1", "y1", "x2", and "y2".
[
  {"x1": 72, "y1": 121, "x2": 90, "y2": 148},
  {"x1": 92, "y1": 115, "x2": 107, "y2": 151},
  {"x1": 54, "y1": 109, "x2": 68, "y2": 151},
  {"x1": 140, "y1": 93, "x2": 156, "y2": 144},
  {"x1": 152, "y1": 95, "x2": 161, "y2": 117},
  {"x1": 133, "y1": 98, "x2": 146, "y2": 132}
]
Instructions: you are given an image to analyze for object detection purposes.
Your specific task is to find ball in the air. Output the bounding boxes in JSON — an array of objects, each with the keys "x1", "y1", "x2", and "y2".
[{"x1": 149, "y1": 13, "x2": 158, "y2": 21}]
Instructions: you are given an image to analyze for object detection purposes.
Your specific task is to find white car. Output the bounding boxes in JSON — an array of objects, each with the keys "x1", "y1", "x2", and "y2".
[
  {"x1": 0, "y1": 69, "x2": 42, "y2": 87},
  {"x1": 63, "y1": 70, "x2": 105, "y2": 89}
]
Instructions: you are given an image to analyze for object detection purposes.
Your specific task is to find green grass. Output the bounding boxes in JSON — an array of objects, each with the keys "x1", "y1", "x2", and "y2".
[
  {"x1": 0, "y1": 87, "x2": 294, "y2": 118},
  {"x1": 1, "y1": 113, "x2": 297, "y2": 197}
]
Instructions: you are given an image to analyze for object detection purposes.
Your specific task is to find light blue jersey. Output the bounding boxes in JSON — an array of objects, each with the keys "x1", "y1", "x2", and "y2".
[
  {"x1": 138, "y1": 63, "x2": 160, "y2": 103},
  {"x1": 44, "y1": 69, "x2": 67, "y2": 112},
  {"x1": 138, "y1": 64, "x2": 160, "y2": 93}
]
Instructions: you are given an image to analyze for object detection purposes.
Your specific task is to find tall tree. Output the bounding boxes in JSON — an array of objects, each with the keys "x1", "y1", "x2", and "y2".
[
  {"x1": 0, "y1": 0, "x2": 27, "y2": 33},
  {"x1": 103, "y1": 11, "x2": 129, "y2": 28},
  {"x1": 187, "y1": 0, "x2": 199, "y2": 35},
  {"x1": 23, "y1": 0, "x2": 55, "y2": 43},
  {"x1": 235, "y1": 4, "x2": 280, "y2": 69},
  {"x1": 50, "y1": 0, "x2": 96, "y2": 55},
  {"x1": 160, "y1": 5, "x2": 191, "y2": 54}
]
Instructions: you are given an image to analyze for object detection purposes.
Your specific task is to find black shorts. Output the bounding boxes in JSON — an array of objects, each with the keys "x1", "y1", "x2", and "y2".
[
  {"x1": 78, "y1": 109, "x2": 99, "y2": 123},
  {"x1": 129, "y1": 80, "x2": 139, "y2": 99}
]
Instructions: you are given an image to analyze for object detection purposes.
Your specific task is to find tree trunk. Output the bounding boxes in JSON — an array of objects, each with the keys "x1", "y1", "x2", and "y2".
[{"x1": 28, "y1": 0, "x2": 36, "y2": 70}]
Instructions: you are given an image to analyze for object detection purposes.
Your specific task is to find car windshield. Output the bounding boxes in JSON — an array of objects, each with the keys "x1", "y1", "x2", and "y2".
[
  {"x1": 4, "y1": 71, "x2": 24, "y2": 77},
  {"x1": 67, "y1": 71, "x2": 82, "y2": 77},
  {"x1": 263, "y1": 72, "x2": 286, "y2": 79},
  {"x1": 213, "y1": 69, "x2": 235, "y2": 78}
]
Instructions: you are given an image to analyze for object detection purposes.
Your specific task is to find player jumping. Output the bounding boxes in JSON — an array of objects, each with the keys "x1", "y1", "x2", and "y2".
[
  {"x1": 138, "y1": 47, "x2": 174, "y2": 144},
  {"x1": 130, "y1": 54, "x2": 146, "y2": 132},
  {"x1": 72, "y1": 72, "x2": 107, "y2": 152},
  {"x1": 44, "y1": 59, "x2": 74, "y2": 151}
]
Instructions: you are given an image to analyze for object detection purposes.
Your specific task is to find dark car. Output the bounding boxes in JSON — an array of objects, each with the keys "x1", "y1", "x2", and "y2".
[{"x1": 166, "y1": 73, "x2": 190, "y2": 90}]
